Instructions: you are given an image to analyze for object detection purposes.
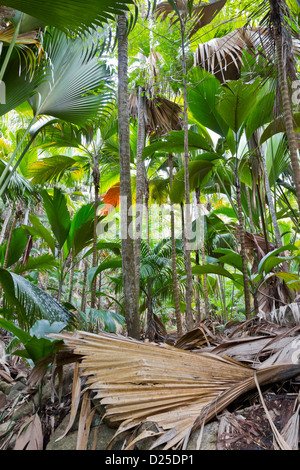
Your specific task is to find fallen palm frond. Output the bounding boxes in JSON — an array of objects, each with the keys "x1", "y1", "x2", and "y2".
[
  {"x1": 51, "y1": 330, "x2": 300, "y2": 450},
  {"x1": 174, "y1": 320, "x2": 218, "y2": 350}
]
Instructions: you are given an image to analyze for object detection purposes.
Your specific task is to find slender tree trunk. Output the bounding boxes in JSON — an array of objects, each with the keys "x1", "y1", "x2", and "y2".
[
  {"x1": 245, "y1": 185, "x2": 255, "y2": 232},
  {"x1": 180, "y1": 20, "x2": 194, "y2": 331},
  {"x1": 235, "y1": 174, "x2": 252, "y2": 319},
  {"x1": 195, "y1": 187, "x2": 209, "y2": 318},
  {"x1": 169, "y1": 154, "x2": 183, "y2": 336},
  {"x1": 80, "y1": 259, "x2": 88, "y2": 313},
  {"x1": 269, "y1": 0, "x2": 300, "y2": 211},
  {"x1": 91, "y1": 153, "x2": 100, "y2": 309},
  {"x1": 0, "y1": 206, "x2": 12, "y2": 245},
  {"x1": 3, "y1": 208, "x2": 22, "y2": 269},
  {"x1": 118, "y1": 14, "x2": 140, "y2": 339},
  {"x1": 134, "y1": 86, "x2": 146, "y2": 299},
  {"x1": 249, "y1": 132, "x2": 282, "y2": 246}
]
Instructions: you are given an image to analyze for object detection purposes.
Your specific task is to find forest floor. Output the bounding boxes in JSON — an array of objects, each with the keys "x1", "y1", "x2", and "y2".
[{"x1": 0, "y1": 309, "x2": 300, "y2": 451}]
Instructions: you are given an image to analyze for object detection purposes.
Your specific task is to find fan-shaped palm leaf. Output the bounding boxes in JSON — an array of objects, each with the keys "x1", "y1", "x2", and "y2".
[
  {"x1": 0, "y1": 268, "x2": 75, "y2": 329},
  {"x1": 156, "y1": 0, "x2": 227, "y2": 39},
  {"x1": 194, "y1": 26, "x2": 300, "y2": 83},
  {"x1": 2, "y1": 0, "x2": 133, "y2": 34}
]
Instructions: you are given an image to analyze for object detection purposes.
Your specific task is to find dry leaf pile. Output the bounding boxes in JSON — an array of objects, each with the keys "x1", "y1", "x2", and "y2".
[{"x1": 50, "y1": 322, "x2": 300, "y2": 450}]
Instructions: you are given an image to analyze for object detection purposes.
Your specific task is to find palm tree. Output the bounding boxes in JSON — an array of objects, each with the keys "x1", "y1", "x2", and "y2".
[{"x1": 117, "y1": 13, "x2": 140, "y2": 339}]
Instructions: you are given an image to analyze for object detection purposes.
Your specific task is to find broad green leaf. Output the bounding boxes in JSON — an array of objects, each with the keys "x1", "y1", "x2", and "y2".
[
  {"x1": 14, "y1": 254, "x2": 58, "y2": 274},
  {"x1": 23, "y1": 214, "x2": 56, "y2": 256},
  {"x1": 260, "y1": 113, "x2": 300, "y2": 144},
  {"x1": 4, "y1": 0, "x2": 133, "y2": 34},
  {"x1": 192, "y1": 264, "x2": 236, "y2": 281},
  {"x1": 213, "y1": 248, "x2": 243, "y2": 272},
  {"x1": 88, "y1": 257, "x2": 122, "y2": 286},
  {"x1": 143, "y1": 129, "x2": 212, "y2": 159},
  {"x1": 1, "y1": 227, "x2": 27, "y2": 268},
  {"x1": 245, "y1": 91, "x2": 275, "y2": 139},
  {"x1": 257, "y1": 244, "x2": 296, "y2": 275},
  {"x1": 0, "y1": 316, "x2": 30, "y2": 344},
  {"x1": 188, "y1": 68, "x2": 228, "y2": 136},
  {"x1": 267, "y1": 272, "x2": 300, "y2": 292},
  {"x1": 40, "y1": 187, "x2": 71, "y2": 249},
  {"x1": 170, "y1": 154, "x2": 220, "y2": 203},
  {"x1": 217, "y1": 79, "x2": 260, "y2": 133}
]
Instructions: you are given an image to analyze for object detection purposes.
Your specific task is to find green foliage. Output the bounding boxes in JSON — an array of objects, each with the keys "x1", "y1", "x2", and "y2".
[
  {"x1": 0, "y1": 268, "x2": 75, "y2": 329},
  {"x1": 5, "y1": 0, "x2": 133, "y2": 34},
  {"x1": 0, "y1": 317, "x2": 66, "y2": 365}
]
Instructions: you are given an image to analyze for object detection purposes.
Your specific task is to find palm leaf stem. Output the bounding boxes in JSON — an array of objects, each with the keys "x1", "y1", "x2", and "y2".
[{"x1": 0, "y1": 13, "x2": 23, "y2": 81}]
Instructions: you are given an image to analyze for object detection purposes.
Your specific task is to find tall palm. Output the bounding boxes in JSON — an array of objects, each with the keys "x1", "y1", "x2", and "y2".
[
  {"x1": 117, "y1": 13, "x2": 140, "y2": 339},
  {"x1": 155, "y1": 0, "x2": 228, "y2": 329}
]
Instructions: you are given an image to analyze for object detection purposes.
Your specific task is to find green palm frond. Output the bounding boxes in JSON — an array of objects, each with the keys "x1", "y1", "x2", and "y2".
[
  {"x1": 3, "y1": 0, "x2": 133, "y2": 34},
  {"x1": 29, "y1": 29, "x2": 114, "y2": 126},
  {"x1": 0, "y1": 268, "x2": 75, "y2": 329}
]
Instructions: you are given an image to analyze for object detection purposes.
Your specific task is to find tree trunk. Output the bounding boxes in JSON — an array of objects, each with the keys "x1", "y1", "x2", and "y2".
[
  {"x1": 80, "y1": 259, "x2": 88, "y2": 313},
  {"x1": 118, "y1": 14, "x2": 140, "y2": 339},
  {"x1": 235, "y1": 174, "x2": 252, "y2": 319},
  {"x1": 169, "y1": 154, "x2": 183, "y2": 336},
  {"x1": 249, "y1": 131, "x2": 282, "y2": 247},
  {"x1": 134, "y1": 86, "x2": 146, "y2": 300},
  {"x1": 269, "y1": 0, "x2": 300, "y2": 211},
  {"x1": 91, "y1": 153, "x2": 100, "y2": 309},
  {"x1": 195, "y1": 187, "x2": 209, "y2": 318},
  {"x1": 180, "y1": 20, "x2": 194, "y2": 331}
]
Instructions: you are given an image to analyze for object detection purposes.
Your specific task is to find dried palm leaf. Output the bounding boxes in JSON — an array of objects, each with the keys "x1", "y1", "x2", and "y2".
[
  {"x1": 155, "y1": 0, "x2": 227, "y2": 39},
  {"x1": 194, "y1": 26, "x2": 300, "y2": 83},
  {"x1": 51, "y1": 330, "x2": 300, "y2": 450},
  {"x1": 129, "y1": 91, "x2": 182, "y2": 135}
]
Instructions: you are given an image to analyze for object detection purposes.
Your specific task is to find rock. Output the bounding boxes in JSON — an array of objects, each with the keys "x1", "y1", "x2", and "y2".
[
  {"x1": 0, "y1": 391, "x2": 7, "y2": 409},
  {"x1": 46, "y1": 412, "x2": 121, "y2": 450},
  {"x1": 0, "y1": 379, "x2": 12, "y2": 395},
  {"x1": 7, "y1": 380, "x2": 26, "y2": 401},
  {"x1": 187, "y1": 421, "x2": 219, "y2": 450}
]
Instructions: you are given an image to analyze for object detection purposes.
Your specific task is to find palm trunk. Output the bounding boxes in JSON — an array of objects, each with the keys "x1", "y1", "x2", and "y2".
[
  {"x1": 195, "y1": 187, "x2": 209, "y2": 318},
  {"x1": 269, "y1": 0, "x2": 300, "y2": 211},
  {"x1": 169, "y1": 154, "x2": 183, "y2": 336},
  {"x1": 134, "y1": 86, "x2": 146, "y2": 299},
  {"x1": 0, "y1": 206, "x2": 12, "y2": 245},
  {"x1": 91, "y1": 153, "x2": 100, "y2": 309},
  {"x1": 118, "y1": 14, "x2": 140, "y2": 339},
  {"x1": 80, "y1": 259, "x2": 88, "y2": 313},
  {"x1": 249, "y1": 132, "x2": 282, "y2": 247},
  {"x1": 235, "y1": 173, "x2": 252, "y2": 319},
  {"x1": 180, "y1": 20, "x2": 194, "y2": 331}
]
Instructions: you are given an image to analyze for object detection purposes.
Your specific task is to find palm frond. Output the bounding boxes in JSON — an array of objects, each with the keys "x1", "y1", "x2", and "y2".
[
  {"x1": 155, "y1": 0, "x2": 227, "y2": 39},
  {"x1": 194, "y1": 26, "x2": 300, "y2": 83},
  {"x1": 2, "y1": 0, "x2": 133, "y2": 34},
  {"x1": 0, "y1": 268, "x2": 75, "y2": 329},
  {"x1": 52, "y1": 330, "x2": 300, "y2": 450}
]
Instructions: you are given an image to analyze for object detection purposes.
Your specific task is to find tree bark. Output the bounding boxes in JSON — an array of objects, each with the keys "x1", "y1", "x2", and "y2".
[
  {"x1": 91, "y1": 153, "x2": 100, "y2": 308},
  {"x1": 180, "y1": 20, "x2": 194, "y2": 331},
  {"x1": 235, "y1": 174, "x2": 252, "y2": 319},
  {"x1": 134, "y1": 86, "x2": 146, "y2": 299},
  {"x1": 269, "y1": 0, "x2": 300, "y2": 211},
  {"x1": 169, "y1": 154, "x2": 183, "y2": 336},
  {"x1": 118, "y1": 14, "x2": 140, "y2": 339},
  {"x1": 195, "y1": 187, "x2": 209, "y2": 318}
]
